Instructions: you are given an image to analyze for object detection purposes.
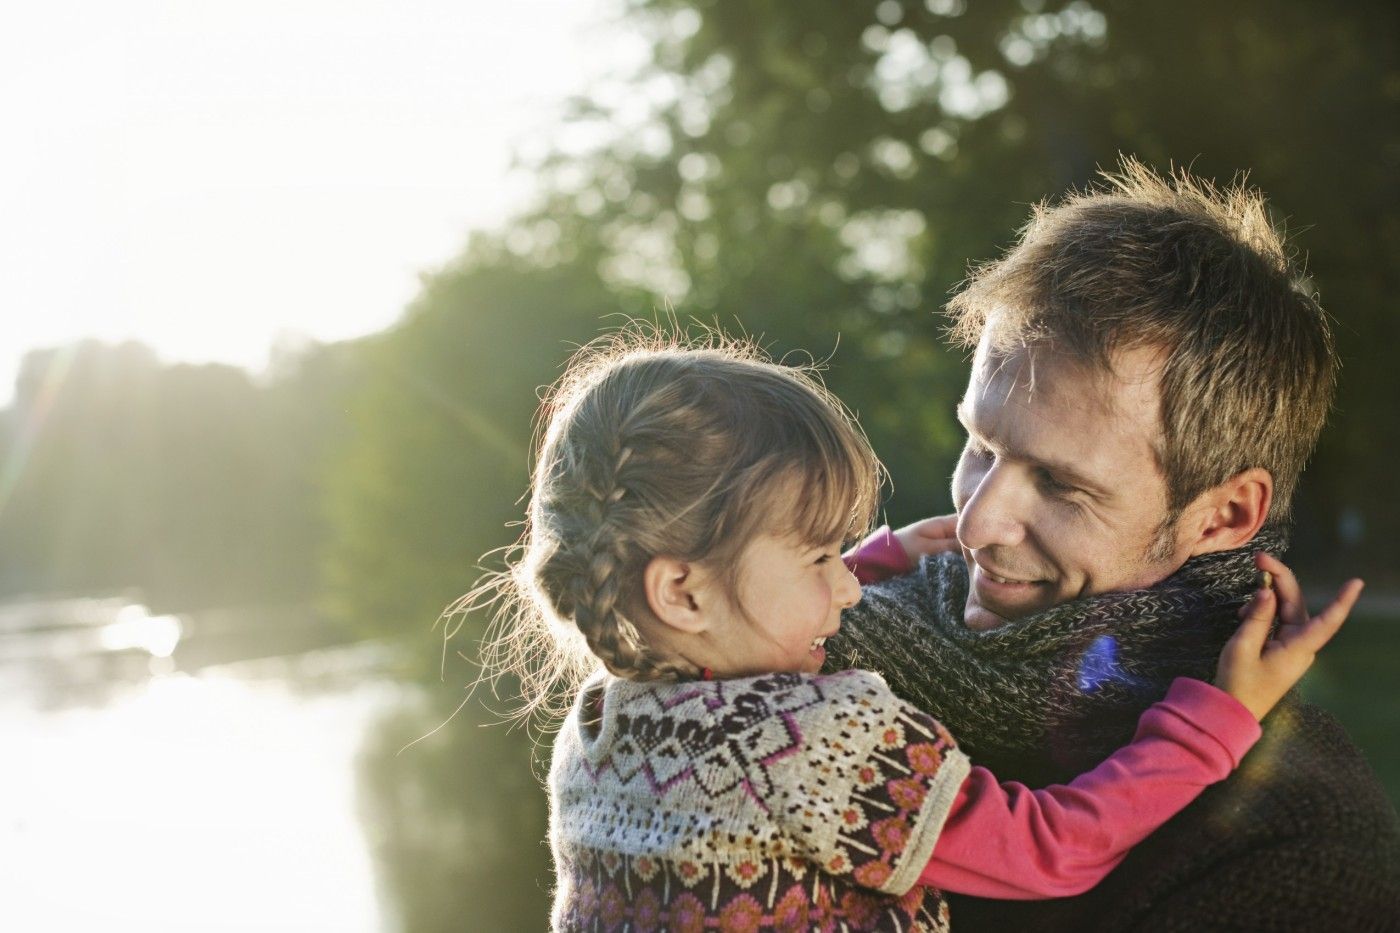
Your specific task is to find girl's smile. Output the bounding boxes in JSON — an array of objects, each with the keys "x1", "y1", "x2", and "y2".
[{"x1": 694, "y1": 532, "x2": 861, "y2": 677}]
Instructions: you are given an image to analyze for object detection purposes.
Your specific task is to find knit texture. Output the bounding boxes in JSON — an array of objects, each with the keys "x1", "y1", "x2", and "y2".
[
  {"x1": 830, "y1": 536, "x2": 1400, "y2": 931},
  {"x1": 829, "y1": 528, "x2": 1286, "y2": 774},
  {"x1": 549, "y1": 668, "x2": 972, "y2": 931}
]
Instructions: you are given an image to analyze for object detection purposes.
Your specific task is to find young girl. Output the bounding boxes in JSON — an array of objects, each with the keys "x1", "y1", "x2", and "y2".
[{"x1": 475, "y1": 333, "x2": 1360, "y2": 932}]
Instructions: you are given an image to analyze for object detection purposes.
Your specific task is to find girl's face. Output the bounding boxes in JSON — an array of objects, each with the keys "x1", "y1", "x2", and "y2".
[{"x1": 703, "y1": 532, "x2": 862, "y2": 677}]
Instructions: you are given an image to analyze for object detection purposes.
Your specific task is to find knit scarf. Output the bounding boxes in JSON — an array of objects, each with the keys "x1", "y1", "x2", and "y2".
[{"x1": 829, "y1": 529, "x2": 1286, "y2": 784}]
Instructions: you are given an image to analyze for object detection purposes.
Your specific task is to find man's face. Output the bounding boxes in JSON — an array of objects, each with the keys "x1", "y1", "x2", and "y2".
[{"x1": 951, "y1": 338, "x2": 1189, "y2": 631}]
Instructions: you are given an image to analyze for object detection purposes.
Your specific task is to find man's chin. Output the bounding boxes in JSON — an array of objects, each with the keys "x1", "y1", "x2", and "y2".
[
  {"x1": 964, "y1": 563, "x2": 1058, "y2": 630},
  {"x1": 962, "y1": 600, "x2": 1010, "y2": 632}
]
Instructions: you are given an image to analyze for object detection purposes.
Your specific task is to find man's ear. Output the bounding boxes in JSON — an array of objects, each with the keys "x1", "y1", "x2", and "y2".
[
  {"x1": 642, "y1": 556, "x2": 713, "y2": 634},
  {"x1": 1183, "y1": 467, "x2": 1273, "y2": 557}
]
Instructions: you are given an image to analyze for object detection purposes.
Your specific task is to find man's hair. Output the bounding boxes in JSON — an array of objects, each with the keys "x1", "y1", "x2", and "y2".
[{"x1": 946, "y1": 157, "x2": 1337, "y2": 526}]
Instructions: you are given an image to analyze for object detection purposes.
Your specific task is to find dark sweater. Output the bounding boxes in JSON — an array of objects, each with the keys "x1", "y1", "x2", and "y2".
[{"x1": 836, "y1": 566, "x2": 1400, "y2": 931}]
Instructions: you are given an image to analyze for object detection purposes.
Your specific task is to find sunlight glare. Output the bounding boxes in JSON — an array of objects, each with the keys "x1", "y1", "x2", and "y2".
[
  {"x1": 0, "y1": 0, "x2": 635, "y2": 406},
  {"x1": 100, "y1": 605, "x2": 183, "y2": 658},
  {"x1": 0, "y1": 667, "x2": 398, "y2": 932}
]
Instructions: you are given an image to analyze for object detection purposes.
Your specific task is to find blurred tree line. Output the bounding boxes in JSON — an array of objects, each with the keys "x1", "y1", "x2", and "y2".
[
  {"x1": 6, "y1": 0, "x2": 1392, "y2": 620},
  {"x1": 1, "y1": 1, "x2": 1395, "y2": 927},
  {"x1": 0, "y1": 339, "x2": 360, "y2": 609}
]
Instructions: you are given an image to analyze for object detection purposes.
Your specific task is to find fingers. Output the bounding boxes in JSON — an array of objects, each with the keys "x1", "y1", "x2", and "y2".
[
  {"x1": 1254, "y1": 550, "x2": 1364, "y2": 655},
  {"x1": 914, "y1": 514, "x2": 958, "y2": 543},
  {"x1": 1256, "y1": 552, "x2": 1307, "y2": 629},
  {"x1": 890, "y1": 515, "x2": 961, "y2": 562},
  {"x1": 1291, "y1": 578, "x2": 1364, "y2": 654},
  {"x1": 1230, "y1": 586, "x2": 1277, "y2": 657}
]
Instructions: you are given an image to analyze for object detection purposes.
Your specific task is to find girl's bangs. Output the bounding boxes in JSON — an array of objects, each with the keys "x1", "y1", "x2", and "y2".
[{"x1": 778, "y1": 448, "x2": 880, "y2": 549}]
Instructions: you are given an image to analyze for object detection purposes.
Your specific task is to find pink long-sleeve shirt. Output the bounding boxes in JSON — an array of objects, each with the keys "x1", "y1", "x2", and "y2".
[{"x1": 844, "y1": 526, "x2": 1261, "y2": 899}]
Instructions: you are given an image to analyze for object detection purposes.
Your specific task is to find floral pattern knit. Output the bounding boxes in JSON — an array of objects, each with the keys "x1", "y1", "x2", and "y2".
[{"x1": 549, "y1": 668, "x2": 972, "y2": 932}]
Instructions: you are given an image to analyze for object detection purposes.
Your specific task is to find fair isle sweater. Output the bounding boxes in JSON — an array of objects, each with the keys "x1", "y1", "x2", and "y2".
[
  {"x1": 550, "y1": 670, "x2": 971, "y2": 931},
  {"x1": 548, "y1": 668, "x2": 1259, "y2": 931}
]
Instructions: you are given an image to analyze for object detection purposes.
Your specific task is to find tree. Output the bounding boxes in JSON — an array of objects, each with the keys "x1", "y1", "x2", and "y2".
[
  {"x1": 514, "y1": 0, "x2": 1400, "y2": 570},
  {"x1": 318, "y1": 246, "x2": 622, "y2": 652}
]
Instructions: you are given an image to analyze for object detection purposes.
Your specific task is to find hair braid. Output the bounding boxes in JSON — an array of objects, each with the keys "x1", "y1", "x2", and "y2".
[
  {"x1": 465, "y1": 326, "x2": 884, "y2": 724},
  {"x1": 564, "y1": 441, "x2": 700, "y2": 682}
]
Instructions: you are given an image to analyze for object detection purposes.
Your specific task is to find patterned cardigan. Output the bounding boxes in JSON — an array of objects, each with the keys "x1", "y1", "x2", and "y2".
[{"x1": 549, "y1": 668, "x2": 972, "y2": 932}]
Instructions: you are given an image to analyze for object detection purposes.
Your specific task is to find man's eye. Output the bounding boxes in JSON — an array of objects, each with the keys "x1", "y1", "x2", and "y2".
[
  {"x1": 965, "y1": 440, "x2": 993, "y2": 461},
  {"x1": 1036, "y1": 469, "x2": 1077, "y2": 497}
]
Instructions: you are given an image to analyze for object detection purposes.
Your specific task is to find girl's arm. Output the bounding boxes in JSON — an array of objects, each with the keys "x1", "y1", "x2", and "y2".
[
  {"x1": 920, "y1": 554, "x2": 1362, "y2": 899},
  {"x1": 918, "y1": 677, "x2": 1258, "y2": 899},
  {"x1": 843, "y1": 516, "x2": 956, "y2": 584}
]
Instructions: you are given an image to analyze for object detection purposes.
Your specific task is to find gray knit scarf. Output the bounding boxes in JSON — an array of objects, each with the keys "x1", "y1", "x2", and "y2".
[{"x1": 828, "y1": 529, "x2": 1286, "y2": 783}]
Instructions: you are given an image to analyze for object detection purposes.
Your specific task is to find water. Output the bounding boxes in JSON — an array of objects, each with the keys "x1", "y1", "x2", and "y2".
[
  {"x1": 8, "y1": 596, "x2": 1389, "y2": 932},
  {"x1": 0, "y1": 598, "x2": 409, "y2": 932}
]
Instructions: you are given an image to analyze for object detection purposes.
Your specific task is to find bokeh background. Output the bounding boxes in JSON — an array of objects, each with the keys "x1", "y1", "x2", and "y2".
[{"x1": 3, "y1": 1, "x2": 1396, "y2": 930}]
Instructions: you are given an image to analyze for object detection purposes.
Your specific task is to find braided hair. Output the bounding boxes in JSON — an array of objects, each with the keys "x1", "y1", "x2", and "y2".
[{"x1": 467, "y1": 328, "x2": 883, "y2": 722}]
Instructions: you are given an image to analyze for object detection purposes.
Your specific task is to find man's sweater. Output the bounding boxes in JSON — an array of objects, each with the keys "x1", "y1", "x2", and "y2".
[
  {"x1": 839, "y1": 531, "x2": 1400, "y2": 931},
  {"x1": 944, "y1": 696, "x2": 1400, "y2": 931}
]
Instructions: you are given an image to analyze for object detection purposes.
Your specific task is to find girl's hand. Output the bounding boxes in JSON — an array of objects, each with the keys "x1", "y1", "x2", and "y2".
[
  {"x1": 892, "y1": 514, "x2": 960, "y2": 562},
  {"x1": 1215, "y1": 552, "x2": 1363, "y2": 721}
]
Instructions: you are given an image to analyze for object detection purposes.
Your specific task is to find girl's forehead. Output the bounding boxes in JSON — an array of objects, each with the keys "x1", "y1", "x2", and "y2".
[
  {"x1": 736, "y1": 532, "x2": 816, "y2": 567},
  {"x1": 755, "y1": 473, "x2": 860, "y2": 544}
]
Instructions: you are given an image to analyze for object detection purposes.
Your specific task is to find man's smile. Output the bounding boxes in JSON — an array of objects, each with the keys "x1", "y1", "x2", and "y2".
[
  {"x1": 974, "y1": 562, "x2": 1043, "y2": 586},
  {"x1": 970, "y1": 550, "x2": 1051, "y2": 585},
  {"x1": 972, "y1": 562, "x2": 1047, "y2": 596},
  {"x1": 963, "y1": 556, "x2": 1061, "y2": 630}
]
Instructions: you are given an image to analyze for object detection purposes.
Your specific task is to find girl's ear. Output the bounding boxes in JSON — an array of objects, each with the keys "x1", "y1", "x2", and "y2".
[{"x1": 643, "y1": 556, "x2": 713, "y2": 634}]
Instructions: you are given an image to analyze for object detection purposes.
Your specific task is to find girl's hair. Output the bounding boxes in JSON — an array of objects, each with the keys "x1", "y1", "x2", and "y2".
[{"x1": 460, "y1": 328, "x2": 883, "y2": 722}]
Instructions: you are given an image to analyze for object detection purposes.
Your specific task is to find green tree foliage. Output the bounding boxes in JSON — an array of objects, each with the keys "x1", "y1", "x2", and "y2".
[
  {"x1": 9, "y1": 1, "x2": 1390, "y2": 626},
  {"x1": 317, "y1": 247, "x2": 622, "y2": 654},
  {"x1": 518, "y1": 0, "x2": 1399, "y2": 569},
  {"x1": 0, "y1": 340, "x2": 356, "y2": 609}
]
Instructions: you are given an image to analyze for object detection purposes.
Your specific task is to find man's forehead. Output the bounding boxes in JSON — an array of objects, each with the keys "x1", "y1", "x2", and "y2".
[
  {"x1": 962, "y1": 340, "x2": 1167, "y2": 480},
  {"x1": 969, "y1": 338, "x2": 1164, "y2": 420}
]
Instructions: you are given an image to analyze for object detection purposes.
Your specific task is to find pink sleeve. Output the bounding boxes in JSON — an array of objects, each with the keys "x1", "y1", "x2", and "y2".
[
  {"x1": 843, "y1": 525, "x2": 913, "y2": 584},
  {"x1": 918, "y1": 677, "x2": 1261, "y2": 899}
]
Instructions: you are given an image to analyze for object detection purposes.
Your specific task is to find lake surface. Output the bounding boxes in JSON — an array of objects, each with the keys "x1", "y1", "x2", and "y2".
[
  {"x1": 4, "y1": 595, "x2": 1394, "y2": 932},
  {"x1": 0, "y1": 598, "x2": 430, "y2": 932}
]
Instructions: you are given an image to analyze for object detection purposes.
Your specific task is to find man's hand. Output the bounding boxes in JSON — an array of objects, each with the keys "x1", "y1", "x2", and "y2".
[
  {"x1": 891, "y1": 514, "x2": 959, "y2": 563},
  {"x1": 1215, "y1": 552, "x2": 1364, "y2": 721}
]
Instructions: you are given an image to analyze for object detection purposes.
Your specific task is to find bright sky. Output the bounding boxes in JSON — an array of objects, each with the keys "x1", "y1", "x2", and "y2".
[{"x1": 0, "y1": 0, "x2": 640, "y2": 407}]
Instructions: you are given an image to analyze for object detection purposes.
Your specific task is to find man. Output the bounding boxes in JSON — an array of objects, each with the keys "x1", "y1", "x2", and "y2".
[{"x1": 829, "y1": 160, "x2": 1400, "y2": 930}]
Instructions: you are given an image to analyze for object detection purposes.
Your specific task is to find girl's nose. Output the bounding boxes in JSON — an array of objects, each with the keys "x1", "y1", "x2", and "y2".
[{"x1": 835, "y1": 563, "x2": 862, "y2": 610}]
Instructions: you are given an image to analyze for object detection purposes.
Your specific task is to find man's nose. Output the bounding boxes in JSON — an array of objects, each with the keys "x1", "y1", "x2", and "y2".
[{"x1": 956, "y1": 461, "x2": 1028, "y2": 551}]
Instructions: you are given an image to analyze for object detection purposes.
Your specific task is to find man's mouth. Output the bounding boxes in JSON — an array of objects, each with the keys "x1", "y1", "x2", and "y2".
[
  {"x1": 983, "y1": 569, "x2": 1030, "y2": 585},
  {"x1": 964, "y1": 557, "x2": 1052, "y2": 630},
  {"x1": 971, "y1": 562, "x2": 1055, "y2": 619},
  {"x1": 974, "y1": 563, "x2": 1042, "y2": 587}
]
